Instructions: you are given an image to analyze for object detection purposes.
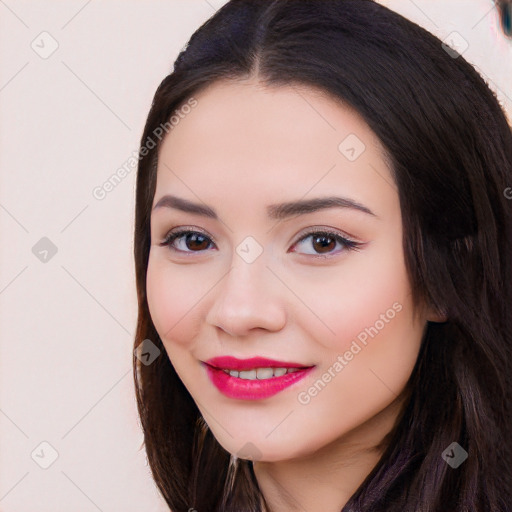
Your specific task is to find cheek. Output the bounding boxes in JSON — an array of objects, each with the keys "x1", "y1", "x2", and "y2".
[
  {"x1": 300, "y1": 247, "x2": 410, "y2": 354},
  {"x1": 146, "y1": 254, "x2": 206, "y2": 346}
]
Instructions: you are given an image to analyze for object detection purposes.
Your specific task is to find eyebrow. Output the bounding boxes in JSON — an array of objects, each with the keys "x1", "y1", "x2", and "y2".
[{"x1": 152, "y1": 194, "x2": 376, "y2": 220}]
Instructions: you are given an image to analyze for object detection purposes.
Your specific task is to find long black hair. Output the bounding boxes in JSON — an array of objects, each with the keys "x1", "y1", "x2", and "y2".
[{"x1": 133, "y1": 1, "x2": 512, "y2": 510}]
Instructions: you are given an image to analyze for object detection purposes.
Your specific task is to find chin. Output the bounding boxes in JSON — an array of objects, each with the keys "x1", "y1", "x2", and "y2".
[{"x1": 213, "y1": 432, "x2": 315, "y2": 463}]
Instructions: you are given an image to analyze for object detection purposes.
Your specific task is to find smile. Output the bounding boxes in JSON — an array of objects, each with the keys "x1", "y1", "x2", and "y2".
[
  {"x1": 221, "y1": 367, "x2": 302, "y2": 379},
  {"x1": 202, "y1": 356, "x2": 315, "y2": 400}
]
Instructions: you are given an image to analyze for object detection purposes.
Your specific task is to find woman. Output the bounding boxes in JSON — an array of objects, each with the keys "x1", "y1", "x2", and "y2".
[{"x1": 132, "y1": 1, "x2": 512, "y2": 510}]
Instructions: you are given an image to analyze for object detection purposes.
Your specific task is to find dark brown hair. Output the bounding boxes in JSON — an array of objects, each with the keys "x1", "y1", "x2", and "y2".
[{"x1": 132, "y1": 1, "x2": 512, "y2": 510}]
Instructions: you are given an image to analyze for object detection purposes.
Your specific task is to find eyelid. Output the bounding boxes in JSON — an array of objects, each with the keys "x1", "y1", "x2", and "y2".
[
  {"x1": 291, "y1": 227, "x2": 363, "y2": 256},
  {"x1": 159, "y1": 225, "x2": 364, "y2": 255},
  {"x1": 179, "y1": 225, "x2": 211, "y2": 238},
  {"x1": 160, "y1": 225, "x2": 215, "y2": 242},
  {"x1": 160, "y1": 225, "x2": 359, "y2": 242},
  {"x1": 294, "y1": 226, "x2": 361, "y2": 244}
]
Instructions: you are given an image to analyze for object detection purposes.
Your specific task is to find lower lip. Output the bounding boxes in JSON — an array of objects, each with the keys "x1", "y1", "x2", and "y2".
[{"x1": 203, "y1": 363, "x2": 315, "y2": 400}]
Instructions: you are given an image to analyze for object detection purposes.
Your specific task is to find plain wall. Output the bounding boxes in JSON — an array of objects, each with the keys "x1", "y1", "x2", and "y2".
[{"x1": 0, "y1": 1, "x2": 510, "y2": 511}]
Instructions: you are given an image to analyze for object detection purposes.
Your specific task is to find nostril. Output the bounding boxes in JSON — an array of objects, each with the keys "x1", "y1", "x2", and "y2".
[{"x1": 497, "y1": 1, "x2": 512, "y2": 37}]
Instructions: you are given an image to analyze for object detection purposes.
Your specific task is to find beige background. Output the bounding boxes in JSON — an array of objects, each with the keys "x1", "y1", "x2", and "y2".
[{"x1": 0, "y1": 1, "x2": 510, "y2": 511}]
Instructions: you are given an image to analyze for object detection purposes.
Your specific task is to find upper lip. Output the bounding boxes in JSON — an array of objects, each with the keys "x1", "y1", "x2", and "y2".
[{"x1": 205, "y1": 356, "x2": 314, "y2": 371}]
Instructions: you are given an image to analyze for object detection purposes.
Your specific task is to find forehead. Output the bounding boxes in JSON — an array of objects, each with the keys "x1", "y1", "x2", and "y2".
[{"x1": 154, "y1": 79, "x2": 397, "y2": 218}]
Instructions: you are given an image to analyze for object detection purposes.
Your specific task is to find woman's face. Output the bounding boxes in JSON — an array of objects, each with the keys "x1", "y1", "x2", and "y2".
[{"x1": 146, "y1": 78, "x2": 434, "y2": 462}]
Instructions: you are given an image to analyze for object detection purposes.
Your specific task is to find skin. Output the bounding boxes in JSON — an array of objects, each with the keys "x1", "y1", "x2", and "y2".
[{"x1": 146, "y1": 77, "x2": 443, "y2": 511}]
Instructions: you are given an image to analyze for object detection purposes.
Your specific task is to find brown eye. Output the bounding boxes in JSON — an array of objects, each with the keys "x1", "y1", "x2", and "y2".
[
  {"x1": 311, "y1": 234, "x2": 337, "y2": 254},
  {"x1": 161, "y1": 230, "x2": 215, "y2": 253},
  {"x1": 160, "y1": 228, "x2": 362, "y2": 258},
  {"x1": 292, "y1": 230, "x2": 361, "y2": 257}
]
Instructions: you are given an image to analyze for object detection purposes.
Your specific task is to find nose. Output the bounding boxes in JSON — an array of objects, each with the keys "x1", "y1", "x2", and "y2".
[
  {"x1": 206, "y1": 254, "x2": 286, "y2": 337},
  {"x1": 498, "y1": 0, "x2": 512, "y2": 37}
]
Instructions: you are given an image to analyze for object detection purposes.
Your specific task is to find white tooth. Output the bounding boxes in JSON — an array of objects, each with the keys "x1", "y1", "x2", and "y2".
[
  {"x1": 229, "y1": 370, "x2": 239, "y2": 377},
  {"x1": 239, "y1": 369, "x2": 257, "y2": 380},
  {"x1": 273, "y1": 367, "x2": 287, "y2": 377},
  {"x1": 256, "y1": 367, "x2": 274, "y2": 379}
]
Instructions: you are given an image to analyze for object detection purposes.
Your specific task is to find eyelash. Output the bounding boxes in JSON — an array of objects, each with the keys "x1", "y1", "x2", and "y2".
[{"x1": 159, "y1": 226, "x2": 363, "y2": 258}]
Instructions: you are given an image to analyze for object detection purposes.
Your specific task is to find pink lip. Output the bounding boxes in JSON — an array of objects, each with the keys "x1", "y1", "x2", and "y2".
[
  {"x1": 205, "y1": 356, "x2": 311, "y2": 371},
  {"x1": 203, "y1": 356, "x2": 315, "y2": 400}
]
